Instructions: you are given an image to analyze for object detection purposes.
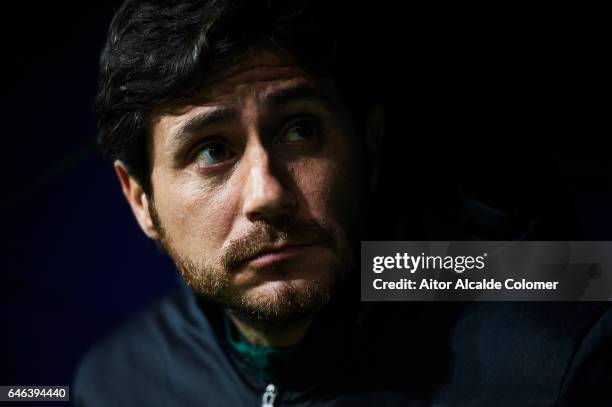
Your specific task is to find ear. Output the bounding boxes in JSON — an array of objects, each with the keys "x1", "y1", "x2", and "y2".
[
  {"x1": 364, "y1": 104, "x2": 385, "y2": 192},
  {"x1": 114, "y1": 160, "x2": 161, "y2": 240}
]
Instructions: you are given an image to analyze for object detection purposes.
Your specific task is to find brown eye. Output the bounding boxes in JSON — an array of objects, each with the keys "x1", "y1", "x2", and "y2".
[{"x1": 195, "y1": 142, "x2": 234, "y2": 166}]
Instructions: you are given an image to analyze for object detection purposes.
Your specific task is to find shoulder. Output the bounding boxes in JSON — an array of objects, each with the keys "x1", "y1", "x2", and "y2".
[
  {"x1": 437, "y1": 302, "x2": 612, "y2": 405},
  {"x1": 557, "y1": 303, "x2": 612, "y2": 406},
  {"x1": 453, "y1": 301, "x2": 610, "y2": 346},
  {"x1": 72, "y1": 286, "x2": 223, "y2": 406}
]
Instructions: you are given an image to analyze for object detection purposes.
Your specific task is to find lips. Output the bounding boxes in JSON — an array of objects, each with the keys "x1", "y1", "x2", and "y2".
[{"x1": 244, "y1": 243, "x2": 315, "y2": 268}]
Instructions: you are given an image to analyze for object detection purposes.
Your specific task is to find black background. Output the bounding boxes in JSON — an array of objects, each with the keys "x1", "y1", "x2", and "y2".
[{"x1": 1, "y1": 0, "x2": 610, "y2": 392}]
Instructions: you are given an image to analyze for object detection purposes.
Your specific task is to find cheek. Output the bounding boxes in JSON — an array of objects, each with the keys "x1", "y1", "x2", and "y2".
[
  {"x1": 291, "y1": 155, "x2": 356, "y2": 226},
  {"x1": 152, "y1": 172, "x2": 238, "y2": 257}
]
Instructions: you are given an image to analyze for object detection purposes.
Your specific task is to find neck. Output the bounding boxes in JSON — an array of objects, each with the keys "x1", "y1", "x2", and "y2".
[{"x1": 226, "y1": 310, "x2": 317, "y2": 347}]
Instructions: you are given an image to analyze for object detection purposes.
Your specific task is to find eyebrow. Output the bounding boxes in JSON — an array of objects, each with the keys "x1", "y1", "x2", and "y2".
[
  {"x1": 174, "y1": 107, "x2": 240, "y2": 144},
  {"x1": 261, "y1": 83, "x2": 336, "y2": 112},
  {"x1": 171, "y1": 83, "x2": 335, "y2": 145}
]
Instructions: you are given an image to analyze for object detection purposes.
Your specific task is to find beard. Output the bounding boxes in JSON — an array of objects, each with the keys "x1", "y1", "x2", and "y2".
[{"x1": 149, "y1": 200, "x2": 355, "y2": 326}]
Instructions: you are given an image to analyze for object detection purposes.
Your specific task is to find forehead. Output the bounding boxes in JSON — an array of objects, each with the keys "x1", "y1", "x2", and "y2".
[
  {"x1": 158, "y1": 49, "x2": 337, "y2": 117},
  {"x1": 201, "y1": 49, "x2": 316, "y2": 102},
  {"x1": 150, "y1": 49, "x2": 345, "y2": 149}
]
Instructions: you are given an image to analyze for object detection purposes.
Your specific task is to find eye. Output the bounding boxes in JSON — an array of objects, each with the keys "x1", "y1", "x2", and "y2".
[
  {"x1": 194, "y1": 141, "x2": 234, "y2": 166},
  {"x1": 279, "y1": 118, "x2": 320, "y2": 143}
]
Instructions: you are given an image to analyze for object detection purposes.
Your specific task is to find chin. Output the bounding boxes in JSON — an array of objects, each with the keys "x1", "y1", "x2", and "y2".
[{"x1": 232, "y1": 275, "x2": 336, "y2": 324}]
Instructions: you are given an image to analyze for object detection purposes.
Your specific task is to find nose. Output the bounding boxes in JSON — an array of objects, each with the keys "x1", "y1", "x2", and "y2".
[{"x1": 240, "y1": 143, "x2": 297, "y2": 223}]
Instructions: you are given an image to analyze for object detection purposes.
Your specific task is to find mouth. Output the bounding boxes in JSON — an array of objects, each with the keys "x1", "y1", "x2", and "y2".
[{"x1": 244, "y1": 243, "x2": 317, "y2": 268}]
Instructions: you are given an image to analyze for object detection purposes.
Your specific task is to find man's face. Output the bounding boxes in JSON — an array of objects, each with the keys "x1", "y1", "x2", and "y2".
[{"x1": 142, "y1": 49, "x2": 365, "y2": 323}]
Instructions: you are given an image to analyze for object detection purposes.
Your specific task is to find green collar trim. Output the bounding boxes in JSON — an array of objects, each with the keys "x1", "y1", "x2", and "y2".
[{"x1": 224, "y1": 313, "x2": 300, "y2": 384}]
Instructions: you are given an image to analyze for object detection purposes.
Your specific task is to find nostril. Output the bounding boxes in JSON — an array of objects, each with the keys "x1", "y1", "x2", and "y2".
[
  {"x1": 244, "y1": 192, "x2": 297, "y2": 222},
  {"x1": 242, "y1": 173, "x2": 296, "y2": 222}
]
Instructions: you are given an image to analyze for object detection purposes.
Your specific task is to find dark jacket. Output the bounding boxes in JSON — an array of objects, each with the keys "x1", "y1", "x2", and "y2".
[{"x1": 73, "y1": 277, "x2": 612, "y2": 406}]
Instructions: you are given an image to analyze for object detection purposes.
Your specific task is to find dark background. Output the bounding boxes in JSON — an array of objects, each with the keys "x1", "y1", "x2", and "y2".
[{"x1": 0, "y1": 0, "x2": 610, "y2": 397}]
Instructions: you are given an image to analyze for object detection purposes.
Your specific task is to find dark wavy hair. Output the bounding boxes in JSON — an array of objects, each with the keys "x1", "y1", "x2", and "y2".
[{"x1": 95, "y1": 0, "x2": 379, "y2": 194}]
